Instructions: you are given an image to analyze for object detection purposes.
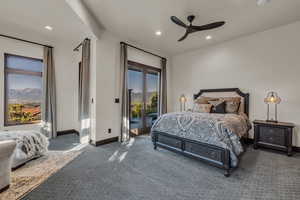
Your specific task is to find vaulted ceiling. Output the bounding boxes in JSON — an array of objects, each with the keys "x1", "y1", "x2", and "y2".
[{"x1": 83, "y1": 0, "x2": 300, "y2": 55}]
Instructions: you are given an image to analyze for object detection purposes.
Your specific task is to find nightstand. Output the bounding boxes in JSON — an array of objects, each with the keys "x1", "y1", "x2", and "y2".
[{"x1": 253, "y1": 120, "x2": 295, "y2": 156}]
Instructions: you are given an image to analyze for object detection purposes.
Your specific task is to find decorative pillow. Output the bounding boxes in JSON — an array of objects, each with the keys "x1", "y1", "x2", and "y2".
[
  {"x1": 192, "y1": 104, "x2": 212, "y2": 113},
  {"x1": 225, "y1": 101, "x2": 241, "y2": 114},
  {"x1": 195, "y1": 97, "x2": 219, "y2": 104},
  {"x1": 219, "y1": 97, "x2": 241, "y2": 103},
  {"x1": 219, "y1": 97, "x2": 241, "y2": 114},
  {"x1": 208, "y1": 100, "x2": 226, "y2": 114}
]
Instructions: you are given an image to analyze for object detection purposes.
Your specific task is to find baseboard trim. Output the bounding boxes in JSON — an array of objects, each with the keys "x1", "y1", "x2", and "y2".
[
  {"x1": 244, "y1": 138, "x2": 300, "y2": 152},
  {"x1": 0, "y1": 185, "x2": 10, "y2": 193},
  {"x1": 90, "y1": 137, "x2": 119, "y2": 147},
  {"x1": 57, "y1": 129, "x2": 79, "y2": 136},
  {"x1": 244, "y1": 138, "x2": 254, "y2": 144},
  {"x1": 293, "y1": 146, "x2": 300, "y2": 152}
]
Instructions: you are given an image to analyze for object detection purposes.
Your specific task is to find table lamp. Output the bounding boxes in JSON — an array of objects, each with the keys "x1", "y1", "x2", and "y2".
[
  {"x1": 179, "y1": 94, "x2": 187, "y2": 112},
  {"x1": 264, "y1": 91, "x2": 281, "y2": 123}
]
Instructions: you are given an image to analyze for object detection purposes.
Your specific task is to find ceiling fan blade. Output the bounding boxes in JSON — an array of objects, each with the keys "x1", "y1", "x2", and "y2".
[
  {"x1": 171, "y1": 16, "x2": 187, "y2": 28},
  {"x1": 178, "y1": 31, "x2": 189, "y2": 42},
  {"x1": 190, "y1": 21, "x2": 225, "y2": 33}
]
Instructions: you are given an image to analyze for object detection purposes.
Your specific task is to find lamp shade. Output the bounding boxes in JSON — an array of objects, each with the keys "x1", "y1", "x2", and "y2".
[{"x1": 264, "y1": 91, "x2": 281, "y2": 104}]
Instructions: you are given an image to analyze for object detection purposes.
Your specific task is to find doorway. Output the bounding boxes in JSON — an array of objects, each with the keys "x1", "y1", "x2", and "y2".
[{"x1": 128, "y1": 61, "x2": 161, "y2": 136}]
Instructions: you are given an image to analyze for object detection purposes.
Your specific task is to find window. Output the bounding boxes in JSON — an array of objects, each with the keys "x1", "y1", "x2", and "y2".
[{"x1": 4, "y1": 54, "x2": 43, "y2": 126}]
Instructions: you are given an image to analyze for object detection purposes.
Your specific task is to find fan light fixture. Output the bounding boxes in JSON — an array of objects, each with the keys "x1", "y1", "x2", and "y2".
[
  {"x1": 171, "y1": 15, "x2": 225, "y2": 42},
  {"x1": 257, "y1": 0, "x2": 271, "y2": 6}
]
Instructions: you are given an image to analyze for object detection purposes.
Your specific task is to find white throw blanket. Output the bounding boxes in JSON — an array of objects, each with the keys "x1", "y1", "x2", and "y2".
[{"x1": 0, "y1": 130, "x2": 49, "y2": 168}]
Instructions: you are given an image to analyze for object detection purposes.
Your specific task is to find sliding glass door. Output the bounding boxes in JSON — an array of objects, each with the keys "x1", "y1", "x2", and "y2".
[
  {"x1": 128, "y1": 68, "x2": 144, "y2": 133},
  {"x1": 145, "y1": 72, "x2": 160, "y2": 129},
  {"x1": 128, "y1": 61, "x2": 160, "y2": 136}
]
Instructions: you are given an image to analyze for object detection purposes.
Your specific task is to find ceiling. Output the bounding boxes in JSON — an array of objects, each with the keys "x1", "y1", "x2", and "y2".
[
  {"x1": 0, "y1": 0, "x2": 90, "y2": 46},
  {"x1": 83, "y1": 0, "x2": 300, "y2": 55}
]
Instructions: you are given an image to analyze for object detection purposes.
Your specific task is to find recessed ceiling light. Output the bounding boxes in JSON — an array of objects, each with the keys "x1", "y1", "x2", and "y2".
[
  {"x1": 206, "y1": 35, "x2": 212, "y2": 40},
  {"x1": 45, "y1": 26, "x2": 53, "y2": 31},
  {"x1": 155, "y1": 31, "x2": 162, "y2": 36},
  {"x1": 257, "y1": 0, "x2": 271, "y2": 6}
]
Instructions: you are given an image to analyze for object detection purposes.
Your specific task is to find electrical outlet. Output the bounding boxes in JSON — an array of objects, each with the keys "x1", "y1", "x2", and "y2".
[{"x1": 108, "y1": 128, "x2": 112, "y2": 134}]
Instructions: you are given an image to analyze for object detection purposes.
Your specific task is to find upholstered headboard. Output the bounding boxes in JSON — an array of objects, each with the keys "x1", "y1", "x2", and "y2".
[{"x1": 193, "y1": 88, "x2": 250, "y2": 116}]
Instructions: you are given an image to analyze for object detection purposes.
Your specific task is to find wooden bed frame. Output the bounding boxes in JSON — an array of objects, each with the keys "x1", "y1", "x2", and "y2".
[{"x1": 152, "y1": 88, "x2": 249, "y2": 177}]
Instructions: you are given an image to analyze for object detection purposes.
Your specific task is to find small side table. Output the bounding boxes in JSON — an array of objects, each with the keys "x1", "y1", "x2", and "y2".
[{"x1": 253, "y1": 120, "x2": 295, "y2": 156}]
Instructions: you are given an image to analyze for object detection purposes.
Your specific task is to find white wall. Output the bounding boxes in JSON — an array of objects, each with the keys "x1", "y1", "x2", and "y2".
[
  {"x1": 89, "y1": 31, "x2": 171, "y2": 142},
  {"x1": 128, "y1": 47, "x2": 162, "y2": 68},
  {"x1": 171, "y1": 21, "x2": 300, "y2": 146},
  {"x1": 0, "y1": 37, "x2": 43, "y2": 131},
  {"x1": 0, "y1": 37, "x2": 80, "y2": 132},
  {"x1": 54, "y1": 42, "x2": 81, "y2": 131},
  {"x1": 66, "y1": 0, "x2": 172, "y2": 143}
]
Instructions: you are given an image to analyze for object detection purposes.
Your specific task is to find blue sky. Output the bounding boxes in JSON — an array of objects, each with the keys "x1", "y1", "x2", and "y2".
[
  {"x1": 7, "y1": 74, "x2": 42, "y2": 90},
  {"x1": 6, "y1": 55, "x2": 43, "y2": 72},
  {"x1": 6, "y1": 55, "x2": 43, "y2": 90}
]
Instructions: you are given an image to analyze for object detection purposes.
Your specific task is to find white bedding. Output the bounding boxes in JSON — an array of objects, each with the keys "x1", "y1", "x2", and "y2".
[{"x1": 0, "y1": 130, "x2": 49, "y2": 168}]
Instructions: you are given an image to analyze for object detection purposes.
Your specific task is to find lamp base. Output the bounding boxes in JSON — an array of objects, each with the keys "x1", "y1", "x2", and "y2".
[{"x1": 266, "y1": 120, "x2": 278, "y2": 123}]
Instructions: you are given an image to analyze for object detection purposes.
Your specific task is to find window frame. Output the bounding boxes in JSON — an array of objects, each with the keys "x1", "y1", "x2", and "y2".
[{"x1": 4, "y1": 53, "x2": 43, "y2": 126}]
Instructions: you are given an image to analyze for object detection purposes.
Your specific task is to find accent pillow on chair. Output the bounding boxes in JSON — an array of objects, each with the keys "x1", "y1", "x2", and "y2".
[{"x1": 0, "y1": 140, "x2": 17, "y2": 192}]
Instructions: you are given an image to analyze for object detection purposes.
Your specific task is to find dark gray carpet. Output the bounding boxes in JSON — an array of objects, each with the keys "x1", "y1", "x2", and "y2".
[
  {"x1": 23, "y1": 136, "x2": 300, "y2": 200},
  {"x1": 48, "y1": 133, "x2": 80, "y2": 151}
]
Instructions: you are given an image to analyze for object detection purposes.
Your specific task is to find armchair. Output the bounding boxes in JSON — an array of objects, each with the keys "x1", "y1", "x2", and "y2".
[{"x1": 0, "y1": 140, "x2": 17, "y2": 192}]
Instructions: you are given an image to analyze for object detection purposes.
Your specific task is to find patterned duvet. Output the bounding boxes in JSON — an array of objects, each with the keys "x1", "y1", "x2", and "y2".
[{"x1": 151, "y1": 112, "x2": 251, "y2": 167}]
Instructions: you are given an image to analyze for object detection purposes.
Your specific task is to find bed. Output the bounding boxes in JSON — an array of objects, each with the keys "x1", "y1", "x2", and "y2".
[
  {"x1": 151, "y1": 88, "x2": 251, "y2": 177},
  {"x1": 0, "y1": 130, "x2": 49, "y2": 169}
]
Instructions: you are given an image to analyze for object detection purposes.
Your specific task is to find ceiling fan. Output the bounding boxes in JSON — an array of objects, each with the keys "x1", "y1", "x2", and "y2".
[{"x1": 171, "y1": 15, "x2": 225, "y2": 42}]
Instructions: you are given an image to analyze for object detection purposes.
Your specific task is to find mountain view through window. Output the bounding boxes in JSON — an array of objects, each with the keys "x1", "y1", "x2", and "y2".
[{"x1": 5, "y1": 54, "x2": 43, "y2": 126}]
